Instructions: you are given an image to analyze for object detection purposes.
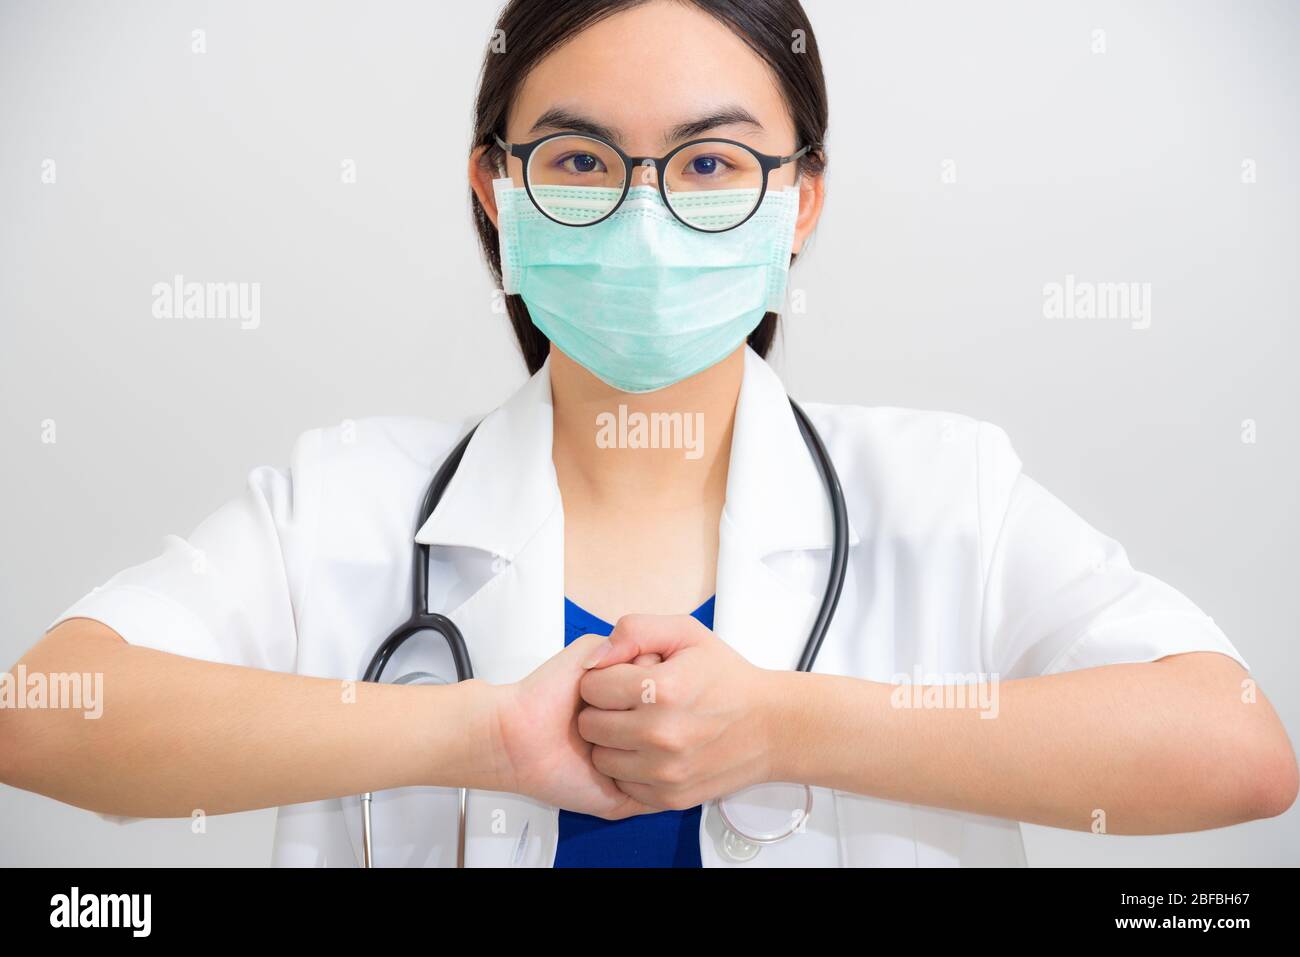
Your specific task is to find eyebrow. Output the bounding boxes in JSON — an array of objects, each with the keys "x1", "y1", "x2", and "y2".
[{"x1": 526, "y1": 106, "x2": 765, "y2": 150}]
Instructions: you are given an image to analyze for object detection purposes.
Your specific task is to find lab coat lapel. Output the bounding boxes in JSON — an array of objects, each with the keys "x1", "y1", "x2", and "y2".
[
  {"x1": 379, "y1": 349, "x2": 863, "y2": 867},
  {"x1": 704, "y1": 349, "x2": 862, "y2": 868},
  {"x1": 443, "y1": 510, "x2": 564, "y2": 867},
  {"x1": 713, "y1": 348, "x2": 860, "y2": 671},
  {"x1": 412, "y1": 359, "x2": 565, "y2": 866}
]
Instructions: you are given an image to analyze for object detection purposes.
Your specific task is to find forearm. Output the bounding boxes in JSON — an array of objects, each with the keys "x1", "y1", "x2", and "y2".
[
  {"x1": 768, "y1": 651, "x2": 1296, "y2": 833},
  {"x1": 1, "y1": 619, "x2": 506, "y2": 818}
]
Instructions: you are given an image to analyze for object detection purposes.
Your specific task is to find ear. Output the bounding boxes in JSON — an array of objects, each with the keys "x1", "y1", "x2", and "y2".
[
  {"x1": 468, "y1": 145, "x2": 505, "y2": 231},
  {"x1": 791, "y1": 167, "x2": 825, "y2": 257}
]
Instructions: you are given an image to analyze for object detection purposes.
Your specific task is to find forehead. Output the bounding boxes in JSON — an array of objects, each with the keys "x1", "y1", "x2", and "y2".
[{"x1": 507, "y1": 0, "x2": 793, "y2": 151}]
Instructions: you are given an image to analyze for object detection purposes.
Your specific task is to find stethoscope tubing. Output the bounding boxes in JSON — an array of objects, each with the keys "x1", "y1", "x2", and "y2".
[
  {"x1": 359, "y1": 396, "x2": 847, "y2": 866},
  {"x1": 788, "y1": 398, "x2": 849, "y2": 672}
]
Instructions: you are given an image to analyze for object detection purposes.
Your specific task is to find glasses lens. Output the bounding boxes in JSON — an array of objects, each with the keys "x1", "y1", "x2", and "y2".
[
  {"x1": 664, "y1": 141, "x2": 765, "y2": 231},
  {"x1": 525, "y1": 135, "x2": 625, "y2": 225}
]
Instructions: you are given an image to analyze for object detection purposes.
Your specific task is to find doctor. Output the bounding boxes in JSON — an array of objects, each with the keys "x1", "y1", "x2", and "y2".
[{"x1": 4, "y1": 0, "x2": 1295, "y2": 867}]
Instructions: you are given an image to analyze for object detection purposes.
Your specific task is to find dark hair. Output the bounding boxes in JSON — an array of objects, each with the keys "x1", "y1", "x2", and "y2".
[{"x1": 470, "y1": 0, "x2": 829, "y2": 374}]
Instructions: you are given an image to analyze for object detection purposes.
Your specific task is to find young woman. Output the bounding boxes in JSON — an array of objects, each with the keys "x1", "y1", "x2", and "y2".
[{"x1": 3, "y1": 0, "x2": 1295, "y2": 867}]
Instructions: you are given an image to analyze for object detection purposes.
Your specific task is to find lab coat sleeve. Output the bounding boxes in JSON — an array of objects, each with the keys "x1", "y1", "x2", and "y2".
[
  {"x1": 46, "y1": 428, "x2": 320, "y2": 672},
  {"x1": 45, "y1": 431, "x2": 320, "y2": 826},
  {"x1": 976, "y1": 423, "x2": 1248, "y2": 678}
]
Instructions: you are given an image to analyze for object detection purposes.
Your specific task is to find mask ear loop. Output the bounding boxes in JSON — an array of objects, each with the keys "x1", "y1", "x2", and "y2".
[{"x1": 493, "y1": 135, "x2": 508, "y2": 179}]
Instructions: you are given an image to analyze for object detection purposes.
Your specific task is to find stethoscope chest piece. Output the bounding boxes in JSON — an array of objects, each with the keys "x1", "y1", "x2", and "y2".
[
  {"x1": 714, "y1": 782, "x2": 814, "y2": 862},
  {"x1": 720, "y1": 828, "x2": 761, "y2": 863}
]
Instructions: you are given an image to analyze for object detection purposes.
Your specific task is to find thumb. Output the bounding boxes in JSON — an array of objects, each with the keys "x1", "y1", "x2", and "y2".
[
  {"x1": 581, "y1": 614, "x2": 708, "y2": 670},
  {"x1": 524, "y1": 633, "x2": 610, "y2": 692},
  {"x1": 555, "y1": 633, "x2": 611, "y2": 678}
]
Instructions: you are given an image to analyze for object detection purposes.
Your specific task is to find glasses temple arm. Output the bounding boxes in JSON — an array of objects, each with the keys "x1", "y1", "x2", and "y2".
[{"x1": 781, "y1": 144, "x2": 812, "y2": 165}]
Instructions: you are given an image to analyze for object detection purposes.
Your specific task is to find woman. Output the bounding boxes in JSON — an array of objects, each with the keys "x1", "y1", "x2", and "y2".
[{"x1": 3, "y1": 0, "x2": 1294, "y2": 867}]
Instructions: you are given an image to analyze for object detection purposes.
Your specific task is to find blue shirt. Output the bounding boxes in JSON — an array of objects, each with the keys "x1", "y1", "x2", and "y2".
[{"x1": 554, "y1": 596, "x2": 715, "y2": 868}]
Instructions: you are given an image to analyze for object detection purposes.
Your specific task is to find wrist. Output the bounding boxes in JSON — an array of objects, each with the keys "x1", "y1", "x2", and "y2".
[
  {"x1": 755, "y1": 668, "x2": 803, "y2": 783},
  {"x1": 424, "y1": 678, "x2": 514, "y2": 792}
]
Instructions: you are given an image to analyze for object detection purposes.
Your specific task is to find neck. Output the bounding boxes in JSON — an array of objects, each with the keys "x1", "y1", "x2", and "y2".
[{"x1": 549, "y1": 345, "x2": 745, "y2": 510}]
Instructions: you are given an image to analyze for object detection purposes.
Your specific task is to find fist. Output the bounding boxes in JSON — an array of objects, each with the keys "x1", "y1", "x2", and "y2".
[
  {"x1": 577, "y1": 614, "x2": 780, "y2": 810},
  {"x1": 492, "y1": 633, "x2": 653, "y2": 820}
]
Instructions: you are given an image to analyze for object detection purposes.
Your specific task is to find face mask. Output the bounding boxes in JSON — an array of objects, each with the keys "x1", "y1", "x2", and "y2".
[{"x1": 493, "y1": 177, "x2": 801, "y2": 393}]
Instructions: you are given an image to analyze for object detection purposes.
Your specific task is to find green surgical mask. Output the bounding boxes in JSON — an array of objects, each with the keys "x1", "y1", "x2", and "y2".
[{"x1": 493, "y1": 177, "x2": 801, "y2": 393}]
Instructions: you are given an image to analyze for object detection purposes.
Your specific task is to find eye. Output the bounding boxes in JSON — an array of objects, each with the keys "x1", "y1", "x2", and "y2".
[
  {"x1": 690, "y1": 155, "x2": 721, "y2": 176},
  {"x1": 679, "y1": 153, "x2": 739, "y2": 180},
  {"x1": 556, "y1": 152, "x2": 606, "y2": 175}
]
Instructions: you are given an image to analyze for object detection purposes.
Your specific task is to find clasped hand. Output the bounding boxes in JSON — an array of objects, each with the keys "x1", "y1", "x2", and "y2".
[{"x1": 490, "y1": 615, "x2": 783, "y2": 819}]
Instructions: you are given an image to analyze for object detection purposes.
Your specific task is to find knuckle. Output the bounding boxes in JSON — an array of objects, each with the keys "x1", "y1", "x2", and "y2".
[
  {"x1": 589, "y1": 747, "x2": 614, "y2": 776},
  {"x1": 646, "y1": 717, "x2": 687, "y2": 753},
  {"x1": 613, "y1": 614, "x2": 647, "y2": 639},
  {"x1": 658, "y1": 788, "x2": 695, "y2": 812},
  {"x1": 643, "y1": 789, "x2": 676, "y2": 811},
  {"x1": 656, "y1": 757, "x2": 693, "y2": 787},
  {"x1": 645, "y1": 726, "x2": 675, "y2": 752},
  {"x1": 649, "y1": 673, "x2": 676, "y2": 704}
]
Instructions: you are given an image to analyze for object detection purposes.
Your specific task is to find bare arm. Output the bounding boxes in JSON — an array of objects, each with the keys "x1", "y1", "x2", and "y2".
[
  {"x1": 0, "y1": 618, "x2": 503, "y2": 818},
  {"x1": 773, "y1": 651, "x2": 1298, "y2": 833},
  {"x1": 579, "y1": 617, "x2": 1298, "y2": 834}
]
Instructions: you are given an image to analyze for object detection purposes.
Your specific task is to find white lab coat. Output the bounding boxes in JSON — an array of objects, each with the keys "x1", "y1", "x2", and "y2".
[{"x1": 51, "y1": 347, "x2": 1247, "y2": 866}]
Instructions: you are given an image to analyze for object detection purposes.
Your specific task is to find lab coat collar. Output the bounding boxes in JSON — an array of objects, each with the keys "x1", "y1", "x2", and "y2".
[
  {"x1": 724, "y1": 346, "x2": 860, "y2": 556},
  {"x1": 407, "y1": 347, "x2": 861, "y2": 864},
  {"x1": 413, "y1": 359, "x2": 559, "y2": 559},
  {"x1": 415, "y1": 346, "x2": 859, "y2": 561}
]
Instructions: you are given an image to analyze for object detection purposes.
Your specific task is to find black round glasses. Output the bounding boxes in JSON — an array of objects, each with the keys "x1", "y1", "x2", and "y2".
[{"x1": 494, "y1": 131, "x2": 808, "y2": 233}]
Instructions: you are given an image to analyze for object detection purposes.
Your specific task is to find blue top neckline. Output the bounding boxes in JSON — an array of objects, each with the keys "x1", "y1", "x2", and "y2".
[{"x1": 563, "y1": 595, "x2": 717, "y2": 633}]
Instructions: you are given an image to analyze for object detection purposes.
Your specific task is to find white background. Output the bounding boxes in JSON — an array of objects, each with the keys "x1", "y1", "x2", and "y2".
[{"x1": 1, "y1": 0, "x2": 1296, "y2": 865}]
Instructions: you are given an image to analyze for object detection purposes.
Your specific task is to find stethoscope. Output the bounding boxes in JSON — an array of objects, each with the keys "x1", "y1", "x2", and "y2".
[{"x1": 359, "y1": 396, "x2": 848, "y2": 867}]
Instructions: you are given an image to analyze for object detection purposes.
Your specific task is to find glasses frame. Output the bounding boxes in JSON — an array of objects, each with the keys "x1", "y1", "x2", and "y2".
[{"x1": 493, "y1": 131, "x2": 809, "y2": 233}]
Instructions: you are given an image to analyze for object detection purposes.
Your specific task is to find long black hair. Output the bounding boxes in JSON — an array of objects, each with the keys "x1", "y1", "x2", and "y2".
[{"x1": 470, "y1": 0, "x2": 829, "y2": 375}]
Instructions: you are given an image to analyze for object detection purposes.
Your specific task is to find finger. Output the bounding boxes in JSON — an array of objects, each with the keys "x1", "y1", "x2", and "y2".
[
  {"x1": 580, "y1": 662, "x2": 654, "y2": 710},
  {"x1": 577, "y1": 704, "x2": 651, "y2": 750},
  {"x1": 632, "y1": 653, "x2": 662, "y2": 666},
  {"x1": 614, "y1": 773, "x2": 732, "y2": 813},
  {"x1": 611, "y1": 779, "x2": 679, "y2": 812},
  {"x1": 590, "y1": 744, "x2": 658, "y2": 785},
  {"x1": 600, "y1": 793, "x2": 659, "y2": 820},
  {"x1": 582, "y1": 614, "x2": 708, "y2": 670},
  {"x1": 581, "y1": 743, "x2": 659, "y2": 820},
  {"x1": 559, "y1": 633, "x2": 617, "y2": 681}
]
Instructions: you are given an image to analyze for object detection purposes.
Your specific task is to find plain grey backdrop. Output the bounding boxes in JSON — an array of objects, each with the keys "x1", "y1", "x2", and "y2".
[{"x1": 1, "y1": 0, "x2": 1296, "y2": 866}]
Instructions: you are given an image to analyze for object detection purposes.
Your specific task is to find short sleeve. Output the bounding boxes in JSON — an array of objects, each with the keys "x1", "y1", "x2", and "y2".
[
  {"x1": 46, "y1": 429, "x2": 321, "y2": 674},
  {"x1": 977, "y1": 423, "x2": 1247, "y2": 678}
]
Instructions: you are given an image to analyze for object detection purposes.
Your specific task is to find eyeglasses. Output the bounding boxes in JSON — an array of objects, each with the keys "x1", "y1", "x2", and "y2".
[{"x1": 493, "y1": 131, "x2": 809, "y2": 233}]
